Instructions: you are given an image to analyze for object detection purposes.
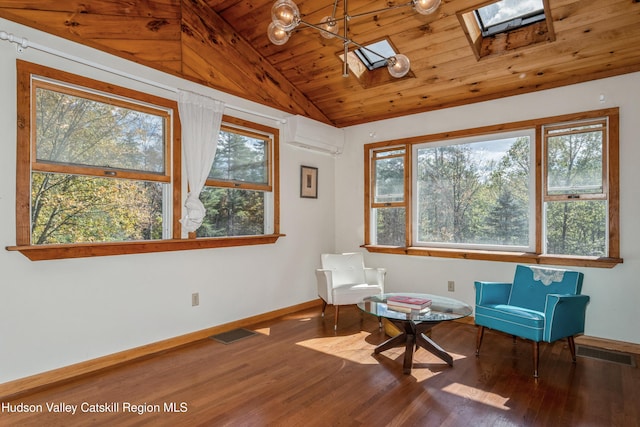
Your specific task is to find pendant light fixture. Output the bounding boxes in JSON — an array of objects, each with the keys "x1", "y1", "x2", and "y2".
[{"x1": 267, "y1": 0, "x2": 441, "y2": 78}]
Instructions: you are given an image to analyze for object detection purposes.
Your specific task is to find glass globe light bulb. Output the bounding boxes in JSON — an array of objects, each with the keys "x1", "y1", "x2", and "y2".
[
  {"x1": 387, "y1": 54, "x2": 411, "y2": 78},
  {"x1": 413, "y1": 0, "x2": 441, "y2": 15},
  {"x1": 267, "y1": 22, "x2": 290, "y2": 45},
  {"x1": 319, "y1": 16, "x2": 339, "y2": 39},
  {"x1": 271, "y1": 0, "x2": 300, "y2": 32}
]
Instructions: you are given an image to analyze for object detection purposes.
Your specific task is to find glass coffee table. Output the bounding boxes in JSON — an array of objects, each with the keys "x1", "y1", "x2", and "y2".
[{"x1": 358, "y1": 293, "x2": 472, "y2": 374}]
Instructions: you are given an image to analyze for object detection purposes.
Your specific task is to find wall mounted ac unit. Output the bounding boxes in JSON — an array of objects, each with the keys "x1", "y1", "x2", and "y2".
[{"x1": 284, "y1": 115, "x2": 345, "y2": 155}]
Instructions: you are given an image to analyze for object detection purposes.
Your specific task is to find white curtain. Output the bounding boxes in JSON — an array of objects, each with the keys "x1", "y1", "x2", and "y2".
[{"x1": 177, "y1": 89, "x2": 225, "y2": 233}]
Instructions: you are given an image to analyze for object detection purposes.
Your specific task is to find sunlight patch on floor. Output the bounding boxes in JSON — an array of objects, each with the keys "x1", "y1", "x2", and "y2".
[
  {"x1": 403, "y1": 351, "x2": 468, "y2": 381},
  {"x1": 254, "y1": 327, "x2": 271, "y2": 336},
  {"x1": 283, "y1": 313, "x2": 316, "y2": 321},
  {"x1": 446, "y1": 351, "x2": 467, "y2": 362},
  {"x1": 441, "y1": 382, "x2": 510, "y2": 410},
  {"x1": 296, "y1": 332, "x2": 381, "y2": 365},
  {"x1": 296, "y1": 333, "x2": 472, "y2": 372}
]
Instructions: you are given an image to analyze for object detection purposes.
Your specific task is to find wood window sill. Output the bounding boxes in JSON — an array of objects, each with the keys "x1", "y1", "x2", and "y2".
[
  {"x1": 362, "y1": 245, "x2": 622, "y2": 269},
  {"x1": 6, "y1": 234, "x2": 286, "y2": 261}
]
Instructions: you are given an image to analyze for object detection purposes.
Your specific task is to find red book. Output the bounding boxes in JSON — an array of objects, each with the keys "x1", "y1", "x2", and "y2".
[{"x1": 386, "y1": 295, "x2": 432, "y2": 309}]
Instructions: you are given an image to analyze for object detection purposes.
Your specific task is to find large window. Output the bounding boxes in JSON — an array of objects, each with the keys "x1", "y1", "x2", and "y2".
[
  {"x1": 11, "y1": 61, "x2": 281, "y2": 261},
  {"x1": 365, "y1": 109, "x2": 621, "y2": 268},
  {"x1": 29, "y1": 79, "x2": 172, "y2": 245},
  {"x1": 414, "y1": 130, "x2": 534, "y2": 251}
]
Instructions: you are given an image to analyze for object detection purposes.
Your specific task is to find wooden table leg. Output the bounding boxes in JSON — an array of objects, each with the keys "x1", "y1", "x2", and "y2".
[
  {"x1": 415, "y1": 331, "x2": 453, "y2": 366},
  {"x1": 374, "y1": 332, "x2": 407, "y2": 354},
  {"x1": 403, "y1": 332, "x2": 416, "y2": 374},
  {"x1": 373, "y1": 319, "x2": 454, "y2": 373}
]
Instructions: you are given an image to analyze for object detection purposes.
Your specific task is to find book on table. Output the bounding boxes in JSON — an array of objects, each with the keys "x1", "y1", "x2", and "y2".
[
  {"x1": 387, "y1": 304, "x2": 431, "y2": 314},
  {"x1": 386, "y1": 295, "x2": 432, "y2": 310}
]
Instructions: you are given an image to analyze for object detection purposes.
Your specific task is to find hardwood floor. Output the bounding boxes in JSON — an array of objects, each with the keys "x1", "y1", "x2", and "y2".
[{"x1": 2, "y1": 306, "x2": 639, "y2": 427}]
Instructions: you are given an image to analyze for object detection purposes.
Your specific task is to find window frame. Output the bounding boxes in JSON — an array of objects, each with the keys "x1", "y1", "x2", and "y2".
[
  {"x1": 542, "y1": 119, "x2": 608, "y2": 201},
  {"x1": 197, "y1": 116, "x2": 276, "y2": 238},
  {"x1": 354, "y1": 39, "x2": 397, "y2": 71},
  {"x1": 9, "y1": 60, "x2": 282, "y2": 261},
  {"x1": 542, "y1": 118, "x2": 610, "y2": 257},
  {"x1": 474, "y1": 0, "x2": 546, "y2": 37},
  {"x1": 30, "y1": 78, "x2": 175, "y2": 245},
  {"x1": 206, "y1": 119, "x2": 273, "y2": 192},
  {"x1": 369, "y1": 146, "x2": 410, "y2": 246},
  {"x1": 411, "y1": 129, "x2": 537, "y2": 253},
  {"x1": 363, "y1": 108, "x2": 621, "y2": 268},
  {"x1": 457, "y1": 0, "x2": 555, "y2": 61},
  {"x1": 32, "y1": 79, "x2": 173, "y2": 183},
  {"x1": 339, "y1": 38, "x2": 414, "y2": 89}
]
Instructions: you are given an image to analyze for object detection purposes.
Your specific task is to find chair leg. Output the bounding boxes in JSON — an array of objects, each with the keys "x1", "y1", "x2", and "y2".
[
  {"x1": 321, "y1": 300, "x2": 327, "y2": 317},
  {"x1": 476, "y1": 326, "x2": 485, "y2": 356},
  {"x1": 334, "y1": 306, "x2": 339, "y2": 331},
  {"x1": 533, "y1": 341, "x2": 540, "y2": 378},
  {"x1": 568, "y1": 336, "x2": 577, "y2": 363}
]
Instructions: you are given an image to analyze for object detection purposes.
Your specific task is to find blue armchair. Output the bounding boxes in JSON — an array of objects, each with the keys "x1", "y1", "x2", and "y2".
[{"x1": 474, "y1": 265, "x2": 589, "y2": 377}]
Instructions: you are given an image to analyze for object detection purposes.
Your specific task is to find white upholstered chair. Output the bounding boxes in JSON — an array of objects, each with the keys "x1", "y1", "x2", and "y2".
[{"x1": 315, "y1": 253, "x2": 385, "y2": 330}]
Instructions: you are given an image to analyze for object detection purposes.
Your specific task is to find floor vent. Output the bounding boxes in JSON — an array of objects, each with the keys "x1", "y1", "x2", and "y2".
[
  {"x1": 210, "y1": 328, "x2": 257, "y2": 345},
  {"x1": 576, "y1": 345, "x2": 636, "y2": 367}
]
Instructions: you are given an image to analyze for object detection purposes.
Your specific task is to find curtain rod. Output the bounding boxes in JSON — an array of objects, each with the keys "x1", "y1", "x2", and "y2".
[{"x1": 0, "y1": 30, "x2": 287, "y2": 124}]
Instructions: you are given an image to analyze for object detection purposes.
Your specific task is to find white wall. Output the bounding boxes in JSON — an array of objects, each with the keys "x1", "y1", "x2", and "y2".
[
  {"x1": 0, "y1": 19, "x2": 336, "y2": 383},
  {"x1": 339, "y1": 72, "x2": 640, "y2": 345}
]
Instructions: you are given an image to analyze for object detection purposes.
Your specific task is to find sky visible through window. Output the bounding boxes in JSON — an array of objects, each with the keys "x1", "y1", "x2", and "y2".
[
  {"x1": 470, "y1": 138, "x2": 516, "y2": 162},
  {"x1": 461, "y1": 137, "x2": 525, "y2": 182},
  {"x1": 477, "y1": 0, "x2": 544, "y2": 28},
  {"x1": 428, "y1": 137, "x2": 520, "y2": 161}
]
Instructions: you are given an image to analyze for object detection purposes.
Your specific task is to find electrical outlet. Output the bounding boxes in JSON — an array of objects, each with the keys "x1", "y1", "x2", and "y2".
[
  {"x1": 191, "y1": 292, "x2": 199, "y2": 307},
  {"x1": 447, "y1": 281, "x2": 455, "y2": 292}
]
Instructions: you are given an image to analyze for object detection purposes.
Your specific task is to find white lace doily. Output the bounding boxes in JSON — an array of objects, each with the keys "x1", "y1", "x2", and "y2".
[{"x1": 530, "y1": 266, "x2": 566, "y2": 286}]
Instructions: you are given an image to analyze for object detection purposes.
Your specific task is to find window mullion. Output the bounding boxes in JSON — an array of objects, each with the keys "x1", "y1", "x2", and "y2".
[
  {"x1": 405, "y1": 143, "x2": 412, "y2": 247},
  {"x1": 32, "y1": 162, "x2": 171, "y2": 183},
  {"x1": 544, "y1": 193, "x2": 607, "y2": 202},
  {"x1": 601, "y1": 122, "x2": 609, "y2": 196},
  {"x1": 371, "y1": 202, "x2": 404, "y2": 209},
  {"x1": 535, "y1": 124, "x2": 543, "y2": 254},
  {"x1": 205, "y1": 179, "x2": 271, "y2": 192}
]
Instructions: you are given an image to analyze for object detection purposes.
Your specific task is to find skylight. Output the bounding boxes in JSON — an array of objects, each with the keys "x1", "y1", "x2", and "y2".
[
  {"x1": 338, "y1": 38, "x2": 414, "y2": 88},
  {"x1": 475, "y1": 0, "x2": 545, "y2": 37},
  {"x1": 354, "y1": 40, "x2": 396, "y2": 71}
]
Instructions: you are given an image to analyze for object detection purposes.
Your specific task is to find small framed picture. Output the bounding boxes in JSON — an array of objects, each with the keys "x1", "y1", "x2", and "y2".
[{"x1": 300, "y1": 165, "x2": 318, "y2": 199}]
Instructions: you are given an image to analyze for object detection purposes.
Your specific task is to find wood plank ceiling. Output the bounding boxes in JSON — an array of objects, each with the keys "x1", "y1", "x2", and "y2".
[{"x1": 1, "y1": 0, "x2": 639, "y2": 127}]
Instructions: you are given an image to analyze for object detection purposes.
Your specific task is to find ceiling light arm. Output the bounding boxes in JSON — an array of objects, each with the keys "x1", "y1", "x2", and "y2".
[
  {"x1": 343, "y1": 0, "x2": 349, "y2": 77},
  {"x1": 300, "y1": 1, "x2": 418, "y2": 31},
  {"x1": 307, "y1": 0, "x2": 405, "y2": 75},
  {"x1": 330, "y1": 0, "x2": 339, "y2": 20},
  {"x1": 296, "y1": 20, "x2": 392, "y2": 74},
  {"x1": 304, "y1": 1, "x2": 421, "y2": 24},
  {"x1": 296, "y1": 20, "x2": 346, "y2": 40},
  {"x1": 267, "y1": 0, "x2": 441, "y2": 78}
]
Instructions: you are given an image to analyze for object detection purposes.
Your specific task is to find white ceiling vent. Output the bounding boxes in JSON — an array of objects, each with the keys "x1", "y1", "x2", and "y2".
[{"x1": 285, "y1": 115, "x2": 344, "y2": 155}]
